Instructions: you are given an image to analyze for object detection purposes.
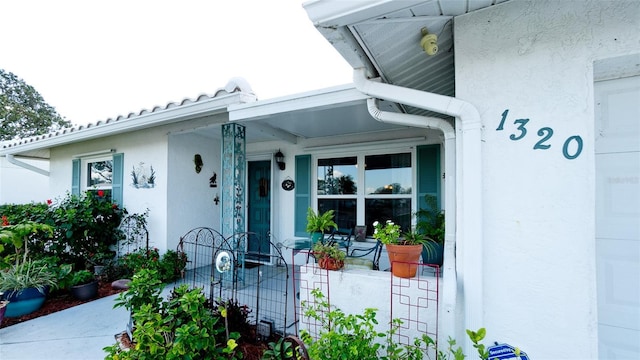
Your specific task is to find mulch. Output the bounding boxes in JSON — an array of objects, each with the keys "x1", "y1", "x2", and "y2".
[{"x1": 0, "y1": 281, "x2": 124, "y2": 329}]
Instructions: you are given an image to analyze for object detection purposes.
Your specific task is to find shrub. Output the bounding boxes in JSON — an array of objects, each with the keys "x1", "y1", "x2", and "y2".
[
  {"x1": 106, "y1": 275, "x2": 240, "y2": 359},
  {"x1": 120, "y1": 248, "x2": 187, "y2": 283},
  {"x1": 69, "y1": 269, "x2": 95, "y2": 287},
  {"x1": 47, "y1": 191, "x2": 124, "y2": 268}
]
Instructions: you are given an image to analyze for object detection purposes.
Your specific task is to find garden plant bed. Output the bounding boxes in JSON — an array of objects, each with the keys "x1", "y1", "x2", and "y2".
[{"x1": 0, "y1": 281, "x2": 123, "y2": 329}]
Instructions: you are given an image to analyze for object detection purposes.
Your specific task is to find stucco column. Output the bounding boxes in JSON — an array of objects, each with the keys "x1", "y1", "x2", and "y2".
[{"x1": 221, "y1": 123, "x2": 246, "y2": 239}]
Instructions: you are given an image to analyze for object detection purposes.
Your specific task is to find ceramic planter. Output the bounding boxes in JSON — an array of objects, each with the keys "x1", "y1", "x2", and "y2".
[
  {"x1": 421, "y1": 241, "x2": 444, "y2": 267},
  {"x1": 2, "y1": 287, "x2": 46, "y2": 317},
  {"x1": 317, "y1": 256, "x2": 344, "y2": 271},
  {"x1": 385, "y1": 244, "x2": 423, "y2": 278},
  {"x1": 0, "y1": 300, "x2": 9, "y2": 325},
  {"x1": 70, "y1": 280, "x2": 99, "y2": 301}
]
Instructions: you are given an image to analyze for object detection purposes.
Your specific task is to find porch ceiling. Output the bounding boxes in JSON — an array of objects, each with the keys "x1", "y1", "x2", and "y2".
[{"x1": 303, "y1": 0, "x2": 512, "y2": 117}]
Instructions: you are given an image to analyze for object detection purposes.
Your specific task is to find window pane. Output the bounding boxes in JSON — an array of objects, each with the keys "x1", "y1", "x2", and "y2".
[
  {"x1": 318, "y1": 199, "x2": 357, "y2": 231},
  {"x1": 365, "y1": 198, "x2": 412, "y2": 236},
  {"x1": 365, "y1": 153, "x2": 411, "y2": 195},
  {"x1": 317, "y1": 157, "x2": 357, "y2": 195},
  {"x1": 87, "y1": 160, "x2": 113, "y2": 186}
]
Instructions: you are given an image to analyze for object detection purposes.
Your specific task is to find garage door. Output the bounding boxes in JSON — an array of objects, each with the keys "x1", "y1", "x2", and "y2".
[{"x1": 595, "y1": 75, "x2": 640, "y2": 359}]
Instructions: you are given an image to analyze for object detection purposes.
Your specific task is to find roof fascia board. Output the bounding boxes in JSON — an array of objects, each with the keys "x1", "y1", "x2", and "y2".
[
  {"x1": 1, "y1": 93, "x2": 251, "y2": 155},
  {"x1": 229, "y1": 85, "x2": 367, "y2": 121},
  {"x1": 303, "y1": 0, "x2": 423, "y2": 27}
]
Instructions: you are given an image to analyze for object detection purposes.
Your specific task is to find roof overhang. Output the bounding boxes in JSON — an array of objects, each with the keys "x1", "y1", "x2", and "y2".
[{"x1": 0, "y1": 92, "x2": 255, "y2": 157}]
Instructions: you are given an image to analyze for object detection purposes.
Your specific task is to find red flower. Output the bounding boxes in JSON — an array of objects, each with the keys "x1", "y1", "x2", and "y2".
[
  {"x1": 1, "y1": 215, "x2": 9, "y2": 227},
  {"x1": 46, "y1": 199, "x2": 52, "y2": 205},
  {"x1": 112, "y1": 204, "x2": 118, "y2": 209},
  {"x1": 97, "y1": 190, "x2": 105, "y2": 197}
]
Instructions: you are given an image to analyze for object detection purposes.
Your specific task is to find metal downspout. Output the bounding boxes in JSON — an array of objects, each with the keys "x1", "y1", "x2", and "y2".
[
  {"x1": 354, "y1": 68, "x2": 483, "y2": 348},
  {"x1": 5, "y1": 154, "x2": 50, "y2": 176}
]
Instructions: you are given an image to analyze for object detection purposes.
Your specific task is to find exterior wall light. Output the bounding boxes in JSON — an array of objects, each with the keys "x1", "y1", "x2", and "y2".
[
  {"x1": 420, "y1": 27, "x2": 438, "y2": 56},
  {"x1": 274, "y1": 150, "x2": 286, "y2": 171}
]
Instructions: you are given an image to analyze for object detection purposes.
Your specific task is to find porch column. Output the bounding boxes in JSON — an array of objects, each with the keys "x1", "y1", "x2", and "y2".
[{"x1": 221, "y1": 123, "x2": 246, "y2": 238}]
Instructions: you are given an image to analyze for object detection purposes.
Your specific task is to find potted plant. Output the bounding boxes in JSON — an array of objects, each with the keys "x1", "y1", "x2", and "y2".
[
  {"x1": 312, "y1": 241, "x2": 346, "y2": 270},
  {"x1": 415, "y1": 195, "x2": 445, "y2": 267},
  {"x1": 69, "y1": 269, "x2": 99, "y2": 300},
  {"x1": 306, "y1": 208, "x2": 337, "y2": 244},
  {"x1": 0, "y1": 220, "x2": 56, "y2": 317},
  {"x1": 0, "y1": 297, "x2": 8, "y2": 325},
  {"x1": 373, "y1": 220, "x2": 424, "y2": 278}
]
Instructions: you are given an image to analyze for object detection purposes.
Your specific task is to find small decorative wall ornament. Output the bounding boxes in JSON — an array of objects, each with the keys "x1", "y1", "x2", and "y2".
[
  {"x1": 194, "y1": 154, "x2": 203, "y2": 173},
  {"x1": 209, "y1": 172, "x2": 217, "y2": 187},
  {"x1": 281, "y1": 177, "x2": 295, "y2": 191},
  {"x1": 215, "y1": 251, "x2": 232, "y2": 273},
  {"x1": 213, "y1": 194, "x2": 220, "y2": 205},
  {"x1": 131, "y1": 162, "x2": 156, "y2": 189}
]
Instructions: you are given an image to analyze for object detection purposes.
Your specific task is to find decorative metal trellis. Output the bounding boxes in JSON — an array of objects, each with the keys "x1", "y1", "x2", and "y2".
[
  {"x1": 116, "y1": 212, "x2": 149, "y2": 258},
  {"x1": 175, "y1": 228, "x2": 291, "y2": 340}
]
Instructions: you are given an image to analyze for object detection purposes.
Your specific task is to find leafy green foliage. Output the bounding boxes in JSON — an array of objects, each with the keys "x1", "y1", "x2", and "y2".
[
  {"x1": 306, "y1": 208, "x2": 337, "y2": 234},
  {"x1": 0, "y1": 68, "x2": 71, "y2": 141},
  {"x1": 120, "y1": 248, "x2": 187, "y2": 283},
  {"x1": 69, "y1": 269, "x2": 95, "y2": 286},
  {"x1": 106, "y1": 273, "x2": 240, "y2": 360},
  {"x1": 0, "y1": 259, "x2": 57, "y2": 295},
  {"x1": 300, "y1": 288, "x2": 430, "y2": 359},
  {"x1": 261, "y1": 337, "x2": 295, "y2": 360}
]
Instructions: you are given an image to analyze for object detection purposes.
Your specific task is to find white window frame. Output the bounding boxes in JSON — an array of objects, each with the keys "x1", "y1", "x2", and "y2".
[
  {"x1": 313, "y1": 147, "x2": 417, "y2": 227},
  {"x1": 81, "y1": 155, "x2": 114, "y2": 193}
]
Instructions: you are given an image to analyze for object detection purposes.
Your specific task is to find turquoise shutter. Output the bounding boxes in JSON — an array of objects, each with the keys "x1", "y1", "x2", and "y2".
[
  {"x1": 71, "y1": 159, "x2": 81, "y2": 196},
  {"x1": 294, "y1": 155, "x2": 311, "y2": 237},
  {"x1": 112, "y1": 153, "x2": 124, "y2": 206},
  {"x1": 417, "y1": 145, "x2": 441, "y2": 211}
]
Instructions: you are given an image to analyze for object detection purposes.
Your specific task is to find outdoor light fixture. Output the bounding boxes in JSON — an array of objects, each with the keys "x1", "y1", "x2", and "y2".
[
  {"x1": 274, "y1": 150, "x2": 285, "y2": 171},
  {"x1": 420, "y1": 27, "x2": 438, "y2": 56}
]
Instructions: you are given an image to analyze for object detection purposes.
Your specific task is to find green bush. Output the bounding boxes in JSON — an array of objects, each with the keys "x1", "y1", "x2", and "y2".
[
  {"x1": 106, "y1": 270, "x2": 240, "y2": 360},
  {"x1": 0, "y1": 192, "x2": 125, "y2": 270},
  {"x1": 120, "y1": 248, "x2": 187, "y2": 283}
]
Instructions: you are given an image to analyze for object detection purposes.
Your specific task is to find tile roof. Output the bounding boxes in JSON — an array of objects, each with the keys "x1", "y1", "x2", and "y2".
[{"x1": 1, "y1": 77, "x2": 256, "y2": 152}]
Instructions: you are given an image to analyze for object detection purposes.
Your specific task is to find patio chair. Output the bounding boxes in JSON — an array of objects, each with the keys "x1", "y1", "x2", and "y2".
[
  {"x1": 347, "y1": 225, "x2": 383, "y2": 270},
  {"x1": 325, "y1": 227, "x2": 354, "y2": 254}
]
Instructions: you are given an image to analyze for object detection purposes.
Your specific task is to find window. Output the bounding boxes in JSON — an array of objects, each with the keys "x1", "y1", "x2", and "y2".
[
  {"x1": 72, "y1": 153, "x2": 124, "y2": 206},
  {"x1": 316, "y1": 152, "x2": 412, "y2": 236}
]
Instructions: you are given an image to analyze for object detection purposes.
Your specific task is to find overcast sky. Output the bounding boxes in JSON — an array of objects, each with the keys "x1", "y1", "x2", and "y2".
[{"x1": 1, "y1": 0, "x2": 353, "y2": 125}]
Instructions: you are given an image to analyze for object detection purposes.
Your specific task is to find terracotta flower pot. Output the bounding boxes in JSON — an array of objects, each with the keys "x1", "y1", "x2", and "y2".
[
  {"x1": 317, "y1": 257, "x2": 344, "y2": 271},
  {"x1": 385, "y1": 244, "x2": 423, "y2": 278}
]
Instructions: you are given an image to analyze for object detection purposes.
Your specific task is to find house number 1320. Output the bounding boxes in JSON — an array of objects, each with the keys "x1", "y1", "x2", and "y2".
[{"x1": 496, "y1": 109, "x2": 583, "y2": 160}]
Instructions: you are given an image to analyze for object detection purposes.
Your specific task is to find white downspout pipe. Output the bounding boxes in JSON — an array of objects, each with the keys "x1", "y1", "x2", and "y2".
[
  {"x1": 354, "y1": 68, "x2": 483, "y2": 350},
  {"x1": 5, "y1": 154, "x2": 50, "y2": 176}
]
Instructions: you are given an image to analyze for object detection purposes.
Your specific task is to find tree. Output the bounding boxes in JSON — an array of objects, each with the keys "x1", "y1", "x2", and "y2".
[{"x1": 0, "y1": 69, "x2": 71, "y2": 141}]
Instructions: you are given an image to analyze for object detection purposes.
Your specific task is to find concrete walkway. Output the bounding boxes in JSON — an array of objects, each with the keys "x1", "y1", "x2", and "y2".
[{"x1": 0, "y1": 293, "x2": 129, "y2": 360}]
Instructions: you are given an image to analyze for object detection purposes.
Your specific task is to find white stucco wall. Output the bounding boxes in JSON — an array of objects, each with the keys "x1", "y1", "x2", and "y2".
[
  {"x1": 0, "y1": 156, "x2": 49, "y2": 204},
  {"x1": 167, "y1": 131, "x2": 222, "y2": 251},
  {"x1": 49, "y1": 126, "x2": 169, "y2": 252},
  {"x1": 455, "y1": 1, "x2": 639, "y2": 358}
]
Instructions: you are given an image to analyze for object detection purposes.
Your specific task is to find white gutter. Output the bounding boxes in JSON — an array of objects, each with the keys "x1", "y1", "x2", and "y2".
[
  {"x1": 354, "y1": 68, "x2": 483, "y2": 345},
  {"x1": 5, "y1": 154, "x2": 49, "y2": 176}
]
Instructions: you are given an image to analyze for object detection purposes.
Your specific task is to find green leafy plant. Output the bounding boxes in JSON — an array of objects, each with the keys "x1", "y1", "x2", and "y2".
[
  {"x1": 105, "y1": 282, "x2": 240, "y2": 359},
  {"x1": 120, "y1": 248, "x2": 187, "y2": 283},
  {"x1": 114, "y1": 268, "x2": 164, "y2": 315},
  {"x1": 0, "y1": 259, "x2": 57, "y2": 296},
  {"x1": 373, "y1": 219, "x2": 425, "y2": 245},
  {"x1": 414, "y1": 194, "x2": 445, "y2": 259},
  {"x1": 306, "y1": 208, "x2": 338, "y2": 234},
  {"x1": 261, "y1": 337, "x2": 295, "y2": 360},
  {"x1": 69, "y1": 269, "x2": 95, "y2": 287},
  {"x1": 0, "y1": 220, "x2": 54, "y2": 268},
  {"x1": 312, "y1": 241, "x2": 346, "y2": 270},
  {"x1": 46, "y1": 191, "x2": 124, "y2": 269},
  {"x1": 300, "y1": 288, "x2": 432, "y2": 359}
]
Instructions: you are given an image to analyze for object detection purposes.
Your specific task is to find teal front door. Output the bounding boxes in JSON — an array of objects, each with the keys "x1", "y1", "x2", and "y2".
[{"x1": 247, "y1": 161, "x2": 271, "y2": 261}]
